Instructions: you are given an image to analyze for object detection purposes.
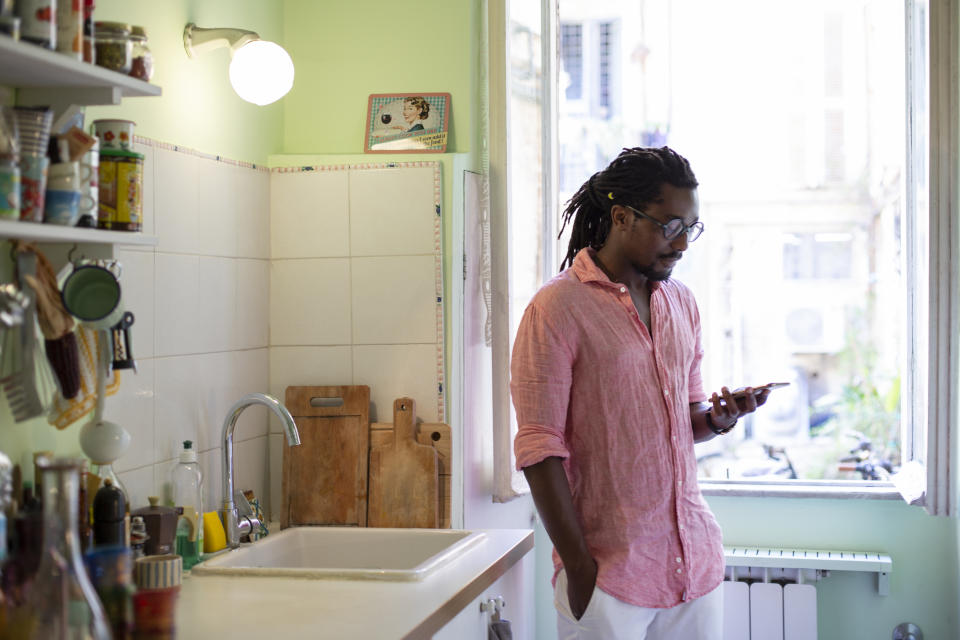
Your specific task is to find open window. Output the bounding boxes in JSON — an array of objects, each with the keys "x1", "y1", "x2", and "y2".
[{"x1": 486, "y1": 0, "x2": 957, "y2": 513}]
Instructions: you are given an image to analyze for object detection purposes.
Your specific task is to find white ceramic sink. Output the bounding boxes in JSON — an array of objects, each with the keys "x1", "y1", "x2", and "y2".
[{"x1": 190, "y1": 527, "x2": 484, "y2": 581}]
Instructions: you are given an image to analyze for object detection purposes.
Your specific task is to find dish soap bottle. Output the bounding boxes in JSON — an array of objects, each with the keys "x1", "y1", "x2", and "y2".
[{"x1": 171, "y1": 441, "x2": 203, "y2": 569}]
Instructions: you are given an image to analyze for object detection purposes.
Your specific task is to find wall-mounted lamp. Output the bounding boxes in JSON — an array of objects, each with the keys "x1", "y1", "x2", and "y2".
[{"x1": 183, "y1": 23, "x2": 295, "y2": 106}]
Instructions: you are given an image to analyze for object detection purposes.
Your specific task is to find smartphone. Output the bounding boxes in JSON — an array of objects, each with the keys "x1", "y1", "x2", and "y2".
[{"x1": 732, "y1": 382, "x2": 790, "y2": 398}]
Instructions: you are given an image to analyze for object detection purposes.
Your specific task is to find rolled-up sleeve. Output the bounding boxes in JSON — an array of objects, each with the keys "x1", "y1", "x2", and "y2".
[{"x1": 511, "y1": 302, "x2": 573, "y2": 470}]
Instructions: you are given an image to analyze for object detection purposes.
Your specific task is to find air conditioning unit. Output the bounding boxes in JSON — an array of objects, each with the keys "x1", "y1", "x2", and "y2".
[{"x1": 783, "y1": 305, "x2": 846, "y2": 353}]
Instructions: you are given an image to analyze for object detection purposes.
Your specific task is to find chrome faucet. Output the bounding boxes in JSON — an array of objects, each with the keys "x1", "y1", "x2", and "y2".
[{"x1": 220, "y1": 393, "x2": 301, "y2": 549}]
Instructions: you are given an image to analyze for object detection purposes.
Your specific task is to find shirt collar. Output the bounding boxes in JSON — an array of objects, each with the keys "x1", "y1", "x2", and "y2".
[{"x1": 572, "y1": 247, "x2": 663, "y2": 292}]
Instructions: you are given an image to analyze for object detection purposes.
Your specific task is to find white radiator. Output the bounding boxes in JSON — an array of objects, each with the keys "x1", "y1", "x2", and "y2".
[{"x1": 721, "y1": 546, "x2": 893, "y2": 640}]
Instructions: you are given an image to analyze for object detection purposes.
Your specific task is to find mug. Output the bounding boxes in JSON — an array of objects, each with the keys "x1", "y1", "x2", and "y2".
[
  {"x1": 48, "y1": 161, "x2": 81, "y2": 190},
  {"x1": 43, "y1": 188, "x2": 82, "y2": 226},
  {"x1": 61, "y1": 261, "x2": 124, "y2": 329}
]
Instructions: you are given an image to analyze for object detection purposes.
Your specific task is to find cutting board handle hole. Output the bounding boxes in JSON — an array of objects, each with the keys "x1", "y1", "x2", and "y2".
[
  {"x1": 310, "y1": 397, "x2": 344, "y2": 407},
  {"x1": 430, "y1": 431, "x2": 441, "y2": 441}
]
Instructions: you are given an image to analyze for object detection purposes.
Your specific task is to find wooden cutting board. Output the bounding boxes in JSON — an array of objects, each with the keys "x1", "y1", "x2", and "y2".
[
  {"x1": 370, "y1": 421, "x2": 451, "y2": 528},
  {"x1": 282, "y1": 385, "x2": 370, "y2": 528},
  {"x1": 367, "y1": 398, "x2": 438, "y2": 528}
]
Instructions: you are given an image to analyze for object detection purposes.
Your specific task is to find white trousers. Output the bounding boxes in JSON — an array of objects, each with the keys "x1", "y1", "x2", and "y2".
[{"x1": 554, "y1": 569, "x2": 724, "y2": 640}]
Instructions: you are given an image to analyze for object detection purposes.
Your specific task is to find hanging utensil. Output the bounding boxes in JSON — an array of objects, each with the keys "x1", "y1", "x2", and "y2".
[
  {"x1": 110, "y1": 311, "x2": 136, "y2": 372},
  {"x1": 0, "y1": 251, "x2": 44, "y2": 422}
]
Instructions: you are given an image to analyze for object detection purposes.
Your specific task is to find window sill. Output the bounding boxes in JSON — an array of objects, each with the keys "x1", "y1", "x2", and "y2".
[{"x1": 700, "y1": 479, "x2": 909, "y2": 501}]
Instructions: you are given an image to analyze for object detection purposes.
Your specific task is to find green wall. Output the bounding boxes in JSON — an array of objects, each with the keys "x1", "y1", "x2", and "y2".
[
  {"x1": 86, "y1": 0, "x2": 285, "y2": 165},
  {"x1": 710, "y1": 496, "x2": 958, "y2": 639},
  {"x1": 280, "y1": 0, "x2": 478, "y2": 155}
]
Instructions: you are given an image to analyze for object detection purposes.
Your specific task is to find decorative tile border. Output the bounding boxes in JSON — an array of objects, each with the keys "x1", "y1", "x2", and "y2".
[
  {"x1": 270, "y1": 162, "x2": 446, "y2": 423},
  {"x1": 132, "y1": 136, "x2": 270, "y2": 172}
]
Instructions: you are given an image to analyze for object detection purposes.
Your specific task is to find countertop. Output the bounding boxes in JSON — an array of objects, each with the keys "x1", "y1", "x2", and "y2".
[{"x1": 174, "y1": 528, "x2": 534, "y2": 639}]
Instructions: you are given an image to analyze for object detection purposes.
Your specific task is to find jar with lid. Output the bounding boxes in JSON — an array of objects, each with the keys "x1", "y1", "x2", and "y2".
[
  {"x1": 128, "y1": 25, "x2": 153, "y2": 81},
  {"x1": 93, "y1": 21, "x2": 132, "y2": 73}
]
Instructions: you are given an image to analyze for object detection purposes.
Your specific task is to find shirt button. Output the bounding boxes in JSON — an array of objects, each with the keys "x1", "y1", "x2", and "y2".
[
  {"x1": 676, "y1": 568, "x2": 683, "y2": 574},
  {"x1": 664, "y1": 389, "x2": 670, "y2": 397},
  {"x1": 679, "y1": 524, "x2": 685, "y2": 530},
  {"x1": 620, "y1": 286, "x2": 626, "y2": 293},
  {"x1": 678, "y1": 480, "x2": 683, "y2": 487},
  {"x1": 675, "y1": 557, "x2": 682, "y2": 563}
]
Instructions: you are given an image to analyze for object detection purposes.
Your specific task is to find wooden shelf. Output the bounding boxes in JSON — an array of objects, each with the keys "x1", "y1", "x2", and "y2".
[
  {"x1": 0, "y1": 35, "x2": 161, "y2": 106},
  {"x1": 0, "y1": 220, "x2": 157, "y2": 246}
]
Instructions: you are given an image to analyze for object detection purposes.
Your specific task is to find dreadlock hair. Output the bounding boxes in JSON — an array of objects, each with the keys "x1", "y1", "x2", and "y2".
[{"x1": 558, "y1": 146, "x2": 699, "y2": 270}]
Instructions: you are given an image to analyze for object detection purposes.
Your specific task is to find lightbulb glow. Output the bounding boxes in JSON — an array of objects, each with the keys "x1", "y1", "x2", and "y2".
[{"x1": 228, "y1": 40, "x2": 295, "y2": 106}]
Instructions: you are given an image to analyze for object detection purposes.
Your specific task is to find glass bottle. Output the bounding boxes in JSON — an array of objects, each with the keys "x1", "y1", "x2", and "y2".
[
  {"x1": 128, "y1": 25, "x2": 153, "y2": 81},
  {"x1": 25, "y1": 457, "x2": 110, "y2": 640}
]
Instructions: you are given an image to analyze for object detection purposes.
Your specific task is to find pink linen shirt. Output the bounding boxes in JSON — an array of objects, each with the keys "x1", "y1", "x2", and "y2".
[{"x1": 511, "y1": 248, "x2": 725, "y2": 608}]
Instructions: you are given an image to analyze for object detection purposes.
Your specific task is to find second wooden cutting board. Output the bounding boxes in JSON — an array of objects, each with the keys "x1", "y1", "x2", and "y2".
[{"x1": 367, "y1": 397, "x2": 439, "y2": 528}]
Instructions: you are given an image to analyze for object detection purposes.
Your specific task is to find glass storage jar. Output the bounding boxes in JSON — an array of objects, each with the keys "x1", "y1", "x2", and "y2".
[
  {"x1": 93, "y1": 21, "x2": 132, "y2": 73},
  {"x1": 128, "y1": 25, "x2": 153, "y2": 81}
]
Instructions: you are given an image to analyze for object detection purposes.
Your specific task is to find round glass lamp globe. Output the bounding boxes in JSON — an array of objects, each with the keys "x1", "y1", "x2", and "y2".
[{"x1": 228, "y1": 40, "x2": 295, "y2": 106}]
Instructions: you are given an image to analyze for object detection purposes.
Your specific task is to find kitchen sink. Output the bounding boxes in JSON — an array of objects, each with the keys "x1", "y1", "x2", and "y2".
[{"x1": 190, "y1": 526, "x2": 485, "y2": 581}]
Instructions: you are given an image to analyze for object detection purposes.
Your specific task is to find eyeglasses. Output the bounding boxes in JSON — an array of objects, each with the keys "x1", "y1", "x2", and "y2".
[{"x1": 625, "y1": 205, "x2": 704, "y2": 242}]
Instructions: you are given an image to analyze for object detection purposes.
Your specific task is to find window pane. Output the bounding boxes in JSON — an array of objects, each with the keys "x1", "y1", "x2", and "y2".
[{"x1": 557, "y1": 0, "x2": 911, "y2": 482}]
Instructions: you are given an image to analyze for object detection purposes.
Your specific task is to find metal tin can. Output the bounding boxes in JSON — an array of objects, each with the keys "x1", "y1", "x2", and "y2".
[
  {"x1": 98, "y1": 149, "x2": 143, "y2": 231},
  {"x1": 55, "y1": 0, "x2": 81, "y2": 59},
  {"x1": 17, "y1": 0, "x2": 56, "y2": 49}
]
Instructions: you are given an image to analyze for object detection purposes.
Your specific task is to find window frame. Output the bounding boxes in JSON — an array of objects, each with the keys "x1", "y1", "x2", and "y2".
[{"x1": 484, "y1": 0, "x2": 959, "y2": 509}]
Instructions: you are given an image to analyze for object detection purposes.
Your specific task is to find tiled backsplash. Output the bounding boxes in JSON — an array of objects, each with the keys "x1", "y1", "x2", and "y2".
[
  {"x1": 266, "y1": 163, "x2": 445, "y2": 517},
  {"x1": 110, "y1": 150, "x2": 446, "y2": 523},
  {"x1": 113, "y1": 139, "x2": 271, "y2": 518}
]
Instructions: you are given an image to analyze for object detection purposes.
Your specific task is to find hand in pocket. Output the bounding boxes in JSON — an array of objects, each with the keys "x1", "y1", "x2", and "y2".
[{"x1": 567, "y1": 559, "x2": 598, "y2": 621}]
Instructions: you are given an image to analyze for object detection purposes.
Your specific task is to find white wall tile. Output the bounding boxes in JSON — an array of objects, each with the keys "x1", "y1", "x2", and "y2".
[
  {"x1": 197, "y1": 256, "x2": 237, "y2": 353},
  {"x1": 351, "y1": 255, "x2": 437, "y2": 344},
  {"x1": 196, "y1": 157, "x2": 238, "y2": 258},
  {"x1": 112, "y1": 359, "x2": 155, "y2": 473},
  {"x1": 268, "y1": 345, "x2": 352, "y2": 433},
  {"x1": 270, "y1": 259, "x2": 352, "y2": 345},
  {"x1": 155, "y1": 353, "x2": 213, "y2": 461},
  {"x1": 117, "y1": 249, "x2": 155, "y2": 359},
  {"x1": 237, "y1": 166, "x2": 270, "y2": 260},
  {"x1": 271, "y1": 170, "x2": 350, "y2": 259},
  {"x1": 198, "y1": 447, "x2": 221, "y2": 518},
  {"x1": 268, "y1": 433, "x2": 283, "y2": 522},
  {"x1": 154, "y1": 147, "x2": 199, "y2": 254},
  {"x1": 234, "y1": 435, "x2": 270, "y2": 511},
  {"x1": 235, "y1": 259, "x2": 269, "y2": 350},
  {"x1": 117, "y1": 465, "x2": 156, "y2": 512},
  {"x1": 353, "y1": 344, "x2": 440, "y2": 423},
  {"x1": 229, "y1": 349, "x2": 270, "y2": 441},
  {"x1": 155, "y1": 253, "x2": 201, "y2": 357},
  {"x1": 349, "y1": 166, "x2": 436, "y2": 256}
]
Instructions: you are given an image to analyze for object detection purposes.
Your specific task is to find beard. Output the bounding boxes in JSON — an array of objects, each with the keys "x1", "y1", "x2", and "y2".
[{"x1": 636, "y1": 251, "x2": 681, "y2": 281}]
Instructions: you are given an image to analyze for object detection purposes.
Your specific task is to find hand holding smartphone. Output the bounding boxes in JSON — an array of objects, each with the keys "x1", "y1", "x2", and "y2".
[{"x1": 732, "y1": 382, "x2": 790, "y2": 398}]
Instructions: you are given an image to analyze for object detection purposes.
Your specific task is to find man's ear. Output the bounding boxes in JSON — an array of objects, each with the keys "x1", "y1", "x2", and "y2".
[{"x1": 609, "y1": 204, "x2": 630, "y2": 229}]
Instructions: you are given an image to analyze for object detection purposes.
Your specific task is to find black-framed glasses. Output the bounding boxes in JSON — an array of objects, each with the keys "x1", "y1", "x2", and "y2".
[{"x1": 625, "y1": 205, "x2": 704, "y2": 242}]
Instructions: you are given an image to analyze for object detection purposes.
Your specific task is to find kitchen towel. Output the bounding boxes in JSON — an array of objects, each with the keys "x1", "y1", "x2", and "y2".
[{"x1": 488, "y1": 619, "x2": 513, "y2": 640}]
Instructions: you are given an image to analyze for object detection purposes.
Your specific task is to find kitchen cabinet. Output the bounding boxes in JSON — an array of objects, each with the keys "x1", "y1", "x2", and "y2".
[
  {"x1": 0, "y1": 35, "x2": 161, "y2": 252},
  {"x1": 434, "y1": 554, "x2": 532, "y2": 640}
]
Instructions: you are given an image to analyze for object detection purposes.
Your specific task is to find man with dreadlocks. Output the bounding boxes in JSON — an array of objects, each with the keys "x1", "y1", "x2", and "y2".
[{"x1": 511, "y1": 146, "x2": 771, "y2": 639}]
